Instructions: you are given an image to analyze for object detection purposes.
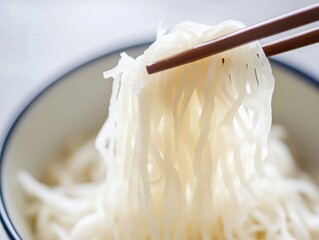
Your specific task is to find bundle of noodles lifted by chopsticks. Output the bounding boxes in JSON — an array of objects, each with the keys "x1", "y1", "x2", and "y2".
[{"x1": 18, "y1": 21, "x2": 319, "y2": 240}]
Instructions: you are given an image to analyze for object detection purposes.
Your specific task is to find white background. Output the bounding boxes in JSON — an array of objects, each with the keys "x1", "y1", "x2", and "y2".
[{"x1": 1, "y1": 0, "x2": 318, "y2": 239}]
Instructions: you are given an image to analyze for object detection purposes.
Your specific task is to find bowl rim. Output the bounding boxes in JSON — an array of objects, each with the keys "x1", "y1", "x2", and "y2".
[{"x1": 0, "y1": 42, "x2": 318, "y2": 240}]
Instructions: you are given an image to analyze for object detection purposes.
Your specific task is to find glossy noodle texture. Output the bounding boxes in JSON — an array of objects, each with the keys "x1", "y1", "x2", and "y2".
[{"x1": 19, "y1": 21, "x2": 319, "y2": 240}]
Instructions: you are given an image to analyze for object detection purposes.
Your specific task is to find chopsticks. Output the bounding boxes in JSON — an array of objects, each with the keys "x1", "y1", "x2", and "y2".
[
  {"x1": 146, "y1": 4, "x2": 319, "y2": 74},
  {"x1": 263, "y1": 27, "x2": 319, "y2": 56}
]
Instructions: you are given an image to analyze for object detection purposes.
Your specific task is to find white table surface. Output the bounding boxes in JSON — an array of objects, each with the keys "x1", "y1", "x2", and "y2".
[{"x1": 1, "y1": 0, "x2": 318, "y2": 239}]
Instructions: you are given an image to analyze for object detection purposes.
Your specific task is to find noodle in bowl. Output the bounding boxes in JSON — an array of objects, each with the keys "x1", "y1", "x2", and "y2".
[{"x1": 1, "y1": 22, "x2": 319, "y2": 240}]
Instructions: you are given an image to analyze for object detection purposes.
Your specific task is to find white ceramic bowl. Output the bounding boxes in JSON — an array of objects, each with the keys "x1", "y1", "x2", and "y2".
[{"x1": 1, "y1": 44, "x2": 318, "y2": 240}]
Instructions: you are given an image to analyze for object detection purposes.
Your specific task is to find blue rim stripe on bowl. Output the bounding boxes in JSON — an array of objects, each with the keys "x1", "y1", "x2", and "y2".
[
  {"x1": 271, "y1": 58, "x2": 319, "y2": 88},
  {"x1": 0, "y1": 42, "x2": 318, "y2": 240}
]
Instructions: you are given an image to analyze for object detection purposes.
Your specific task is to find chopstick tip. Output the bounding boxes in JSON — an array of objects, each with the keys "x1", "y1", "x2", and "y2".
[{"x1": 146, "y1": 63, "x2": 156, "y2": 75}]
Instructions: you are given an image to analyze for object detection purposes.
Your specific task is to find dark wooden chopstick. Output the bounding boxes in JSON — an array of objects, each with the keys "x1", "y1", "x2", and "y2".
[
  {"x1": 146, "y1": 4, "x2": 319, "y2": 74},
  {"x1": 263, "y1": 27, "x2": 319, "y2": 56}
]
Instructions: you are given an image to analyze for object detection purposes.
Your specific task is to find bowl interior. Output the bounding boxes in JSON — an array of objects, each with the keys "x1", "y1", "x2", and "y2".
[{"x1": 1, "y1": 44, "x2": 318, "y2": 239}]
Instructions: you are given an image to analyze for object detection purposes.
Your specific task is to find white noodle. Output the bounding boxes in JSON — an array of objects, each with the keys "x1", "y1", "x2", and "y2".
[{"x1": 18, "y1": 21, "x2": 319, "y2": 240}]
